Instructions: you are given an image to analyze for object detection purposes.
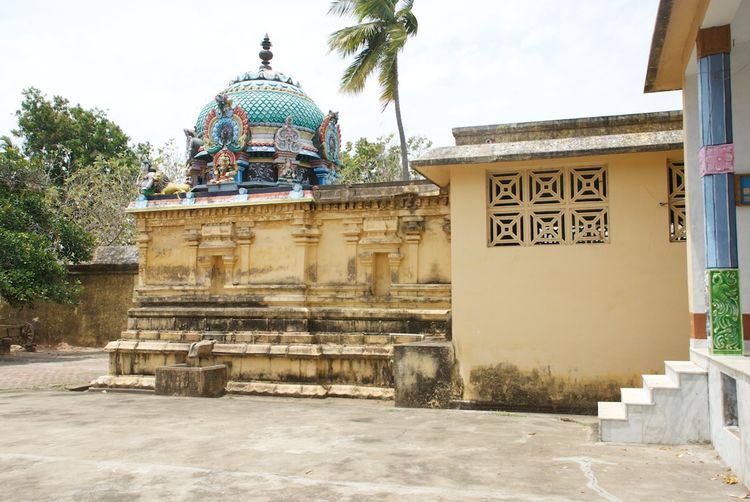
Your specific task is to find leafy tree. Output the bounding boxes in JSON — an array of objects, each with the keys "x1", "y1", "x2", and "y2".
[
  {"x1": 61, "y1": 155, "x2": 141, "y2": 246},
  {"x1": 338, "y1": 134, "x2": 431, "y2": 183},
  {"x1": 13, "y1": 87, "x2": 133, "y2": 185},
  {"x1": 328, "y1": 0, "x2": 418, "y2": 181},
  {"x1": 149, "y1": 139, "x2": 188, "y2": 183},
  {"x1": 0, "y1": 138, "x2": 94, "y2": 308}
]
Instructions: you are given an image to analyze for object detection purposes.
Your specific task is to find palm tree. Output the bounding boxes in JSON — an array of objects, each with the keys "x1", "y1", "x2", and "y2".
[{"x1": 328, "y1": 0, "x2": 418, "y2": 181}]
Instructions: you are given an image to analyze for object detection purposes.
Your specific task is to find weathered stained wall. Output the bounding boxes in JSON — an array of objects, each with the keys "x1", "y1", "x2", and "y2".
[
  {"x1": 126, "y1": 181, "x2": 451, "y2": 334},
  {"x1": 447, "y1": 150, "x2": 690, "y2": 409},
  {"x1": 0, "y1": 247, "x2": 137, "y2": 347}
]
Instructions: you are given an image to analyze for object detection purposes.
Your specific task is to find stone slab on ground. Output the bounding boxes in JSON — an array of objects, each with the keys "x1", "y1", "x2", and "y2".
[{"x1": 0, "y1": 390, "x2": 746, "y2": 501}]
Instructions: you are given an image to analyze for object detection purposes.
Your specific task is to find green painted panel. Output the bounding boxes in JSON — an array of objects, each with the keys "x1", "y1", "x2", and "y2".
[{"x1": 707, "y1": 268, "x2": 744, "y2": 355}]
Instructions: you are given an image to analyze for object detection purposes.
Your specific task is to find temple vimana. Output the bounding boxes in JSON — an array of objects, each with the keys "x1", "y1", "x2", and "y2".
[{"x1": 96, "y1": 37, "x2": 453, "y2": 405}]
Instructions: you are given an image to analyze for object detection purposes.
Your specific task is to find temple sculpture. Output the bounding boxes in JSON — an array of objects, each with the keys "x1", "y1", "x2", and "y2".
[{"x1": 188, "y1": 34, "x2": 340, "y2": 191}]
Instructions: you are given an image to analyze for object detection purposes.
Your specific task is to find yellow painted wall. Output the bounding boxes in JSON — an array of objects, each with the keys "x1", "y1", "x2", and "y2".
[
  {"x1": 133, "y1": 193, "x2": 451, "y2": 308},
  {"x1": 448, "y1": 150, "x2": 690, "y2": 401}
]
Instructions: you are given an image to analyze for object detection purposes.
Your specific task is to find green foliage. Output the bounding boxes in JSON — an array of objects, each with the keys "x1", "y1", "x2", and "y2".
[
  {"x1": 0, "y1": 139, "x2": 94, "y2": 308},
  {"x1": 338, "y1": 134, "x2": 431, "y2": 183},
  {"x1": 328, "y1": 0, "x2": 419, "y2": 180},
  {"x1": 13, "y1": 87, "x2": 133, "y2": 185},
  {"x1": 328, "y1": 0, "x2": 418, "y2": 104},
  {"x1": 10, "y1": 88, "x2": 186, "y2": 247},
  {"x1": 61, "y1": 155, "x2": 141, "y2": 246}
]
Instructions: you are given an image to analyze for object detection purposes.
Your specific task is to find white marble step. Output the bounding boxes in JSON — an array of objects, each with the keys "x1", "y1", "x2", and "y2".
[
  {"x1": 598, "y1": 401, "x2": 627, "y2": 420},
  {"x1": 665, "y1": 360, "x2": 707, "y2": 384},
  {"x1": 620, "y1": 387, "x2": 653, "y2": 405},
  {"x1": 642, "y1": 373, "x2": 678, "y2": 389}
]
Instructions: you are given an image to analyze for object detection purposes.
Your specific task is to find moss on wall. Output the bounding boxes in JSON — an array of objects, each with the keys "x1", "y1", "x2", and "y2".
[{"x1": 468, "y1": 362, "x2": 639, "y2": 414}]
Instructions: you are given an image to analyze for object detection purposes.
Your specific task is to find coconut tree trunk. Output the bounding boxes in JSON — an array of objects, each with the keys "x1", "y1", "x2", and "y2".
[{"x1": 392, "y1": 58, "x2": 410, "y2": 181}]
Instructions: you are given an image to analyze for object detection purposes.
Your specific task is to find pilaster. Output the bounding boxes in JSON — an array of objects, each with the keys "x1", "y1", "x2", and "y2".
[
  {"x1": 136, "y1": 218, "x2": 150, "y2": 287},
  {"x1": 400, "y1": 216, "x2": 425, "y2": 284},
  {"x1": 697, "y1": 25, "x2": 743, "y2": 354}
]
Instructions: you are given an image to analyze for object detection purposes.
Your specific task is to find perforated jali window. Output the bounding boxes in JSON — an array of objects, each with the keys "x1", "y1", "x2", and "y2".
[
  {"x1": 488, "y1": 166, "x2": 609, "y2": 246},
  {"x1": 667, "y1": 161, "x2": 686, "y2": 242}
]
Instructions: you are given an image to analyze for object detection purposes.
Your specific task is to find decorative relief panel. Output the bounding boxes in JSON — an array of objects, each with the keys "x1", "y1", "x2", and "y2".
[
  {"x1": 668, "y1": 161, "x2": 687, "y2": 242},
  {"x1": 707, "y1": 268, "x2": 743, "y2": 355},
  {"x1": 488, "y1": 166, "x2": 609, "y2": 247}
]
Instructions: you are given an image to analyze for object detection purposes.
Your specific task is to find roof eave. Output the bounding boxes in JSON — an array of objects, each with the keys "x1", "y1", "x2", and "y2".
[{"x1": 644, "y1": 0, "x2": 709, "y2": 93}]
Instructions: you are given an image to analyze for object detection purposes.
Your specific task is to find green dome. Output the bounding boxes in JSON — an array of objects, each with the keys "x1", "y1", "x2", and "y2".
[{"x1": 196, "y1": 74, "x2": 325, "y2": 135}]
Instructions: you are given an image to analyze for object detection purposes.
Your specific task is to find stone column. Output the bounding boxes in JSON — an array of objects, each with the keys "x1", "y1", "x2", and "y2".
[
  {"x1": 697, "y1": 26, "x2": 744, "y2": 354},
  {"x1": 358, "y1": 251, "x2": 374, "y2": 290},
  {"x1": 343, "y1": 218, "x2": 362, "y2": 284},
  {"x1": 388, "y1": 252, "x2": 403, "y2": 285},
  {"x1": 222, "y1": 255, "x2": 238, "y2": 287},
  {"x1": 135, "y1": 218, "x2": 150, "y2": 287},
  {"x1": 183, "y1": 225, "x2": 201, "y2": 286},
  {"x1": 400, "y1": 216, "x2": 425, "y2": 284},
  {"x1": 235, "y1": 222, "x2": 255, "y2": 285},
  {"x1": 291, "y1": 217, "x2": 321, "y2": 284}
]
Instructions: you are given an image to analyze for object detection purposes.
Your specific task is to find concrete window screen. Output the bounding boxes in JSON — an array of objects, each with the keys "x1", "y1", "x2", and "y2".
[
  {"x1": 488, "y1": 166, "x2": 609, "y2": 246},
  {"x1": 667, "y1": 161, "x2": 687, "y2": 242}
]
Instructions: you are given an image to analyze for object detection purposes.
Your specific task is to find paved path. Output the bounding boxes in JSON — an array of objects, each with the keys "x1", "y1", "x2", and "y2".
[
  {"x1": 0, "y1": 353, "x2": 746, "y2": 500},
  {"x1": 0, "y1": 350, "x2": 107, "y2": 390},
  {"x1": 0, "y1": 389, "x2": 747, "y2": 501}
]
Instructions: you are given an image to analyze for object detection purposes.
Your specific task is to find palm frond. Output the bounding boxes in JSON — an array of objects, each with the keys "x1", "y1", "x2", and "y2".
[
  {"x1": 340, "y1": 34, "x2": 386, "y2": 93},
  {"x1": 386, "y1": 24, "x2": 407, "y2": 51},
  {"x1": 328, "y1": 22, "x2": 383, "y2": 57},
  {"x1": 353, "y1": 0, "x2": 397, "y2": 23},
  {"x1": 377, "y1": 51, "x2": 398, "y2": 108},
  {"x1": 397, "y1": 8, "x2": 418, "y2": 35},
  {"x1": 328, "y1": 0, "x2": 356, "y2": 16}
]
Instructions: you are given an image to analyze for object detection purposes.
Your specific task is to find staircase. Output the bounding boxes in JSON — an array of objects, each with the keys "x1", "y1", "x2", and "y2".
[
  {"x1": 598, "y1": 360, "x2": 710, "y2": 444},
  {"x1": 93, "y1": 330, "x2": 437, "y2": 399}
]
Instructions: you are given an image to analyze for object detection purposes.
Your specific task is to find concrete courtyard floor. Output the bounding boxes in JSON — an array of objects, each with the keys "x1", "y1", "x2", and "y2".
[{"x1": 0, "y1": 352, "x2": 748, "y2": 501}]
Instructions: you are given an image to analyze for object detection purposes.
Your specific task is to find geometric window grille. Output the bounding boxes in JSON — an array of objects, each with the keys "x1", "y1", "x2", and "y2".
[
  {"x1": 667, "y1": 161, "x2": 687, "y2": 242},
  {"x1": 488, "y1": 166, "x2": 609, "y2": 247}
]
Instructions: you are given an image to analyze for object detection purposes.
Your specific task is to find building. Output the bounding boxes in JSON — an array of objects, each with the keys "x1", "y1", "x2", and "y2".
[
  {"x1": 413, "y1": 111, "x2": 689, "y2": 413},
  {"x1": 596, "y1": 0, "x2": 750, "y2": 487}
]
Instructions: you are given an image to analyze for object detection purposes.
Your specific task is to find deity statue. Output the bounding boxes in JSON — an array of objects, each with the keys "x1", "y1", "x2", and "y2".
[{"x1": 211, "y1": 150, "x2": 237, "y2": 184}]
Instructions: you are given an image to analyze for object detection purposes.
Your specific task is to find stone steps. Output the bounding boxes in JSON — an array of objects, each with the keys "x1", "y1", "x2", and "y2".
[
  {"x1": 89, "y1": 375, "x2": 393, "y2": 400},
  {"x1": 226, "y1": 381, "x2": 393, "y2": 400},
  {"x1": 598, "y1": 360, "x2": 709, "y2": 444},
  {"x1": 118, "y1": 330, "x2": 426, "y2": 345},
  {"x1": 126, "y1": 305, "x2": 449, "y2": 334}
]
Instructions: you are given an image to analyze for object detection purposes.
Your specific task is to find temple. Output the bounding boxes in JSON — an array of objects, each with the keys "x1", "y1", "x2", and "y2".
[{"x1": 98, "y1": 37, "x2": 452, "y2": 402}]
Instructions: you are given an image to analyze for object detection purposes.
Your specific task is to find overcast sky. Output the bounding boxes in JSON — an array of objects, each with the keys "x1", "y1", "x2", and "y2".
[{"x1": 0, "y1": 0, "x2": 681, "y2": 153}]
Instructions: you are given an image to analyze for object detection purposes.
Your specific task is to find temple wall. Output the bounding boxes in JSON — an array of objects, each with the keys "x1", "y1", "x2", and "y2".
[
  {"x1": 0, "y1": 261, "x2": 137, "y2": 347},
  {"x1": 446, "y1": 150, "x2": 691, "y2": 409},
  {"x1": 128, "y1": 182, "x2": 451, "y2": 330}
]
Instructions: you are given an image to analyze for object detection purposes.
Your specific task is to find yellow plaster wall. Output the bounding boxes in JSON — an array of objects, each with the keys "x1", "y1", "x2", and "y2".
[
  {"x1": 133, "y1": 193, "x2": 451, "y2": 307},
  {"x1": 146, "y1": 225, "x2": 191, "y2": 284},
  {"x1": 248, "y1": 220, "x2": 298, "y2": 284},
  {"x1": 418, "y1": 218, "x2": 451, "y2": 284},
  {"x1": 448, "y1": 150, "x2": 690, "y2": 400}
]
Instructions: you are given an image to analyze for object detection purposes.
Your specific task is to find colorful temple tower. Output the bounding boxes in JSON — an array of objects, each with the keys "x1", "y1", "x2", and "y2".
[
  {"x1": 103, "y1": 36, "x2": 453, "y2": 404},
  {"x1": 186, "y1": 35, "x2": 341, "y2": 191}
]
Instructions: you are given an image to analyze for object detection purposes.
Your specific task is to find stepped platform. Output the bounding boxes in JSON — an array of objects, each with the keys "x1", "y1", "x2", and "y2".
[{"x1": 96, "y1": 330, "x2": 435, "y2": 399}]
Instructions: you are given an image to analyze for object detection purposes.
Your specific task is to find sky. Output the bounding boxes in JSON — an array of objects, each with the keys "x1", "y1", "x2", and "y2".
[{"x1": 0, "y1": 0, "x2": 682, "y2": 154}]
